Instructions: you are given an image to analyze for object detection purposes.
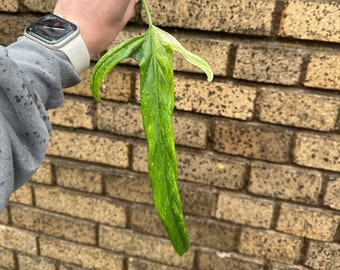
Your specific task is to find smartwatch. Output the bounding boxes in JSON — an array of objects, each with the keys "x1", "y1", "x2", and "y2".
[{"x1": 24, "y1": 14, "x2": 90, "y2": 73}]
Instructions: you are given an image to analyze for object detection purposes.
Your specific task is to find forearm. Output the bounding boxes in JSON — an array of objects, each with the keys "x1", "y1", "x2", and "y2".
[{"x1": 0, "y1": 37, "x2": 80, "y2": 211}]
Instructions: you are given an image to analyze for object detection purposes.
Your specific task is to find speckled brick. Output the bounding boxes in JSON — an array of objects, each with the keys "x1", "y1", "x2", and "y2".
[
  {"x1": 239, "y1": 228, "x2": 303, "y2": 264},
  {"x1": 65, "y1": 67, "x2": 133, "y2": 102},
  {"x1": 249, "y1": 161, "x2": 323, "y2": 204},
  {"x1": 173, "y1": 77, "x2": 257, "y2": 120},
  {"x1": 0, "y1": 246, "x2": 15, "y2": 269},
  {"x1": 99, "y1": 226, "x2": 195, "y2": 268},
  {"x1": 10, "y1": 204, "x2": 96, "y2": 245},
  {"x1": 34, "y1": 185, "x2": 126, "y2": 227},
  {"x1": 256, "y1": 87, "x2": 340, "y2": 131},
  {"x1": 40, "y1": 236, "x2": 124, "y2": 270},
  {"x1": 213, "y1": 121, "x2": 293, "y2": 162},
  {"x1": 133, "y1": 144, "x2": 248, "y2": 189},
  {"x1": 324, "y1": 175, "x2": 340, "y2": 210},
  {"x1": 233, "y1": 44, "x2": 304, "y2": 85},
  {"x1": 0, "y1": 0, "x2": 19, "y2": 12},
  {"x1": 198, "y1": 250, "x2": 265, "y2": 270},
  {"x1": 0, "y1": 15, "x2": 37, "y2": 45},
  {"x1": 143, "y1": 0, "x2": 276, "y2": 36},
  {"x1": 215, "y1": 191, "x2": 274, "y2": 228},
  {"x1": 21, "y1": 0, "x2": 56, "y2": 13},
  {"x1": 49, "y1": 97, "x2": 95, "y2": 129},
  {"x1": 17, "y1": 254, "x2": 56, "y2": 270},
  {"x1": 271, "y1": 263, "x2": 310, "y2": 270},
  {"x1": 47, "y1": 130, "x2": 129, "y2": 167},
  {"x1": 106, "y1": 172, "x2": 153, "y2": 204},
  {"x1": 304, "y1": 51, "x2": 340, "y2": 91},
  {"x1": 0, "y1": 207, "x2": 9, "y2": 224},
  {"x1": 279, "y1": 0, "x2": 340, "y2": 43},
  {"x1": 8, "y1": 184, "x2": 33, "y2": 205},
  {"x1": 0, "y1": 225, "x2": 37, "y2": 254},
  {"x1": 276, "y1": 203, "x2": 340, "y2": 241},
  {"x1": 128, "y1": 258, "x2": 183, "y2": 270},
  {"x1": 294, "y1": 133, "x2": 340, "y2": 172},
  {"x1": 305, "y1": 241, "x2": 340, "y2": 270},
  {"x1": 59, "y1": 264, "x2": 89, "y2": 270},
  {"x1": 56, "y1": 164, "x2": 102, "y2": 194},
  {"x1": 179, "y1": 181, "x2": 217, "y2": 217},
  {"x1": 186, "y1": 216, "x2": 238, "y2": 251},
  {"x1": 173, "y1": 34, "x2": 231, "y2": 76},
  {"x1": 30, "y1": 162, "x2": 53, "y2": 184},
  {"x1": 98, "y1": 102, "x2": 208, "y2": 149}
]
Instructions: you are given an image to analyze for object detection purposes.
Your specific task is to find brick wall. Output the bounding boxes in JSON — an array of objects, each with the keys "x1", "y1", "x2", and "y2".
[{"x1": 0, "y1": 0, "x2": 339, "y2": 269}]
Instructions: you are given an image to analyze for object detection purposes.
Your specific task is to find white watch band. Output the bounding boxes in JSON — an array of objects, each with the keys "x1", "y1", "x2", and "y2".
[{"x1": 58, "y1": 32, "x2": 90, "y2": 73}]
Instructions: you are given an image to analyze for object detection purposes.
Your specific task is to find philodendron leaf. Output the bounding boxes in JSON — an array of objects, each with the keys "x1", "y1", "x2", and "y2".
[{"x1": 90, "y1": 0, "x2": 213, "y2": 256}]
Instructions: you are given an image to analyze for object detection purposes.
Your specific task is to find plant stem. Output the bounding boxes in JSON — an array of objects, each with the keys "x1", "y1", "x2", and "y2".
[{"x1": 142, "y1": 0, "x2": 153, "y2": 27}]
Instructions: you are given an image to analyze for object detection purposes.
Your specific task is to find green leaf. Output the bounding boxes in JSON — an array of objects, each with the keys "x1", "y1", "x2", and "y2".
[{"x1": 90, "y1": 0, "x2": 213, "y2": 256}]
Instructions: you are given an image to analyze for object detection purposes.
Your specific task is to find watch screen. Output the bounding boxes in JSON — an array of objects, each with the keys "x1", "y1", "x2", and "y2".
[{"x1": 25, "y1": 14, "x2": 78, "y2": 45}]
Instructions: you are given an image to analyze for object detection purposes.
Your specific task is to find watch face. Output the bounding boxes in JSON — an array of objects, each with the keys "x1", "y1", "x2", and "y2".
[{"x1": 25, "y1": 14, "x2": 78, "y2": 45}]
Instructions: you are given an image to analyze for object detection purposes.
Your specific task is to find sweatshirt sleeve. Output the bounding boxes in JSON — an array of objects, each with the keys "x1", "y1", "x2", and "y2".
[{"x1": 0, "y1": 37, "x2": 82, "y2": 211}]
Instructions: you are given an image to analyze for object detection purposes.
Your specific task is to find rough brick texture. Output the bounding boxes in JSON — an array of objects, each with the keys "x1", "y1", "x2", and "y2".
[{"x1": 1, "y1": 0, "x2": 339, "y2": 269}]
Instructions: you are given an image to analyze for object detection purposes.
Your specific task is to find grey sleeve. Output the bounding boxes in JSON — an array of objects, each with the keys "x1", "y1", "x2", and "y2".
[{"x1": 0, "y1": 37, "x2": 82, "y2": 211}]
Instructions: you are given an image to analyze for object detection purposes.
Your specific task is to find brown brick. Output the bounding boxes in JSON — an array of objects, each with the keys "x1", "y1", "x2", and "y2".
[
  {"x1": 198, "y1": 250, "x2": 265, "y2": 270},
  {"x1": 0, "y1": 15, "x2": 37, "y2": 45},
  {"x1": 133, "y1": 207, "x2": 239, "y2": 252},
  {"x1": 143, "y1": 0, "x2": 275, "y2": 36},
  {"x1": 186, "y1": 216, "x2": 238, "y2": 251},
  {"x1": 305, "y1": 241, "x2": 340, "y2": 270},
  {"x1": 59, "y1": 264, "x2": 91, "y2": 270},
  {"x1": 56, "y1": 164, "x2": 102, "y2": 194},
  {"x1": 65, "y1": 67, "x2": 132, "y2": 102},
  {"x1": 8, "y1": 184, "x2": 33, "y2": 205},
  {"x1": 213, "y1": 121, "x2": 293, "y2": 162},
  {"x1": 34, "y1": 185, "x2": 126, "y2": 227},
  {"x1": 17, "y1": 254, "x2": 56, "y2": 270},
  {"x1": 21, "y1": 0, "x2": 55, "y2": 13},
  {"x1": 99, "y1": 225, "x2": 195, "y2": 268},
  {"x1": 249, "y1": 161, "x2": 323, "y2": 204},
  {"x1": 304, "y1": 51, "x2": 340, "y2": 91},
  {"x1": 233, "y1": 44, "x2": 304, "y2": 85},
  {"x1": 0, "y1": 0, "x2": 19, "y2": 12},
  {"x1": 293, "y1": 133, "x2": 340, "y2": 172},
  {"x1": 279, "y1": 0, "x2": 340, "y2": 43},
  {"x1": 30, "y1": 162, "x2": 53, "y2": 184},
  {"x1": 49, "y1": 97, "x2": 94, "y2": 129},
  {"x1": 174, "y1": 112, "x2": 208, "y2": 149},
  {"x1": 215, "y1": 192, "x2": 274, "y2": 228},
  {"x1": 257, "y1": 87, "x2": 340, "y2": 131},
  {"x1": 239, "y1": 228, "x2": 302, "y2": 264},
  {"x1": 173, "y1": 77, "x2": 257, "y2": 120},
  {"x1": 179, "y1": 181, "x2": 217, "y2": 217},
  {"x1": 40, "y1": 236, "x2": 124, "y2": 270},
  {"x1": 106, "y1": 173, "x2": 153, "y2": 204},
  {"x1": 128, "y1": 257, "x2": 183, "y2": 270},
  {"x1": 0, "y1": 207, "x2": 9, "y2": 224},
  {"x1": 11, "y1": 204, "x2": 96, "y2": 245},
  {"x1": 324, "y1": 175, "x2": 340, "y2": 210},
  {"x1": 0, "y1": 225, "x2": 37, "y2": 254},
  {"x1": 98, "y1": 102, "x2": 208, "y2": 148},
  {"x1": 276, "y1": 203, "x2": 340, "y2": 241},
  {"x1": 133, "y1": 144, "x2": 248, "y2": 189},
  {"x1": 47, "y1": 130, "x2": 129, "y2": 167},
  {"x1": 271, "y1": 263, "x2": 310, "y2": 270},
  {"x1": 173, "y1": 34, "x2": 231, "y2": 77},
  {"x1": 0, "y1": 246, "x2": 15, "y2": 269},
  {"x1": 130, "y1": 204, "x2": 166, "y2": 238}
]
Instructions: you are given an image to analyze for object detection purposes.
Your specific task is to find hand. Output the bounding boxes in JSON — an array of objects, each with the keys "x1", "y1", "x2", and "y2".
[{"x1": 54, "y1": 0, "x2": 136, "y2": 58}]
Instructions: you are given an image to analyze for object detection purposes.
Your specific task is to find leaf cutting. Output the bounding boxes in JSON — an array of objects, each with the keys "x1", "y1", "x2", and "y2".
[{"x1": 90, "y1": 0, "x2": 213, "y2": 255}]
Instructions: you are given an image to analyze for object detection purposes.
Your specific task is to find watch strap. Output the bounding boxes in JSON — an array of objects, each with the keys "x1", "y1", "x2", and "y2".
[{"x1": 58, "y1": 32, "x2": 90, "y2": 73}]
